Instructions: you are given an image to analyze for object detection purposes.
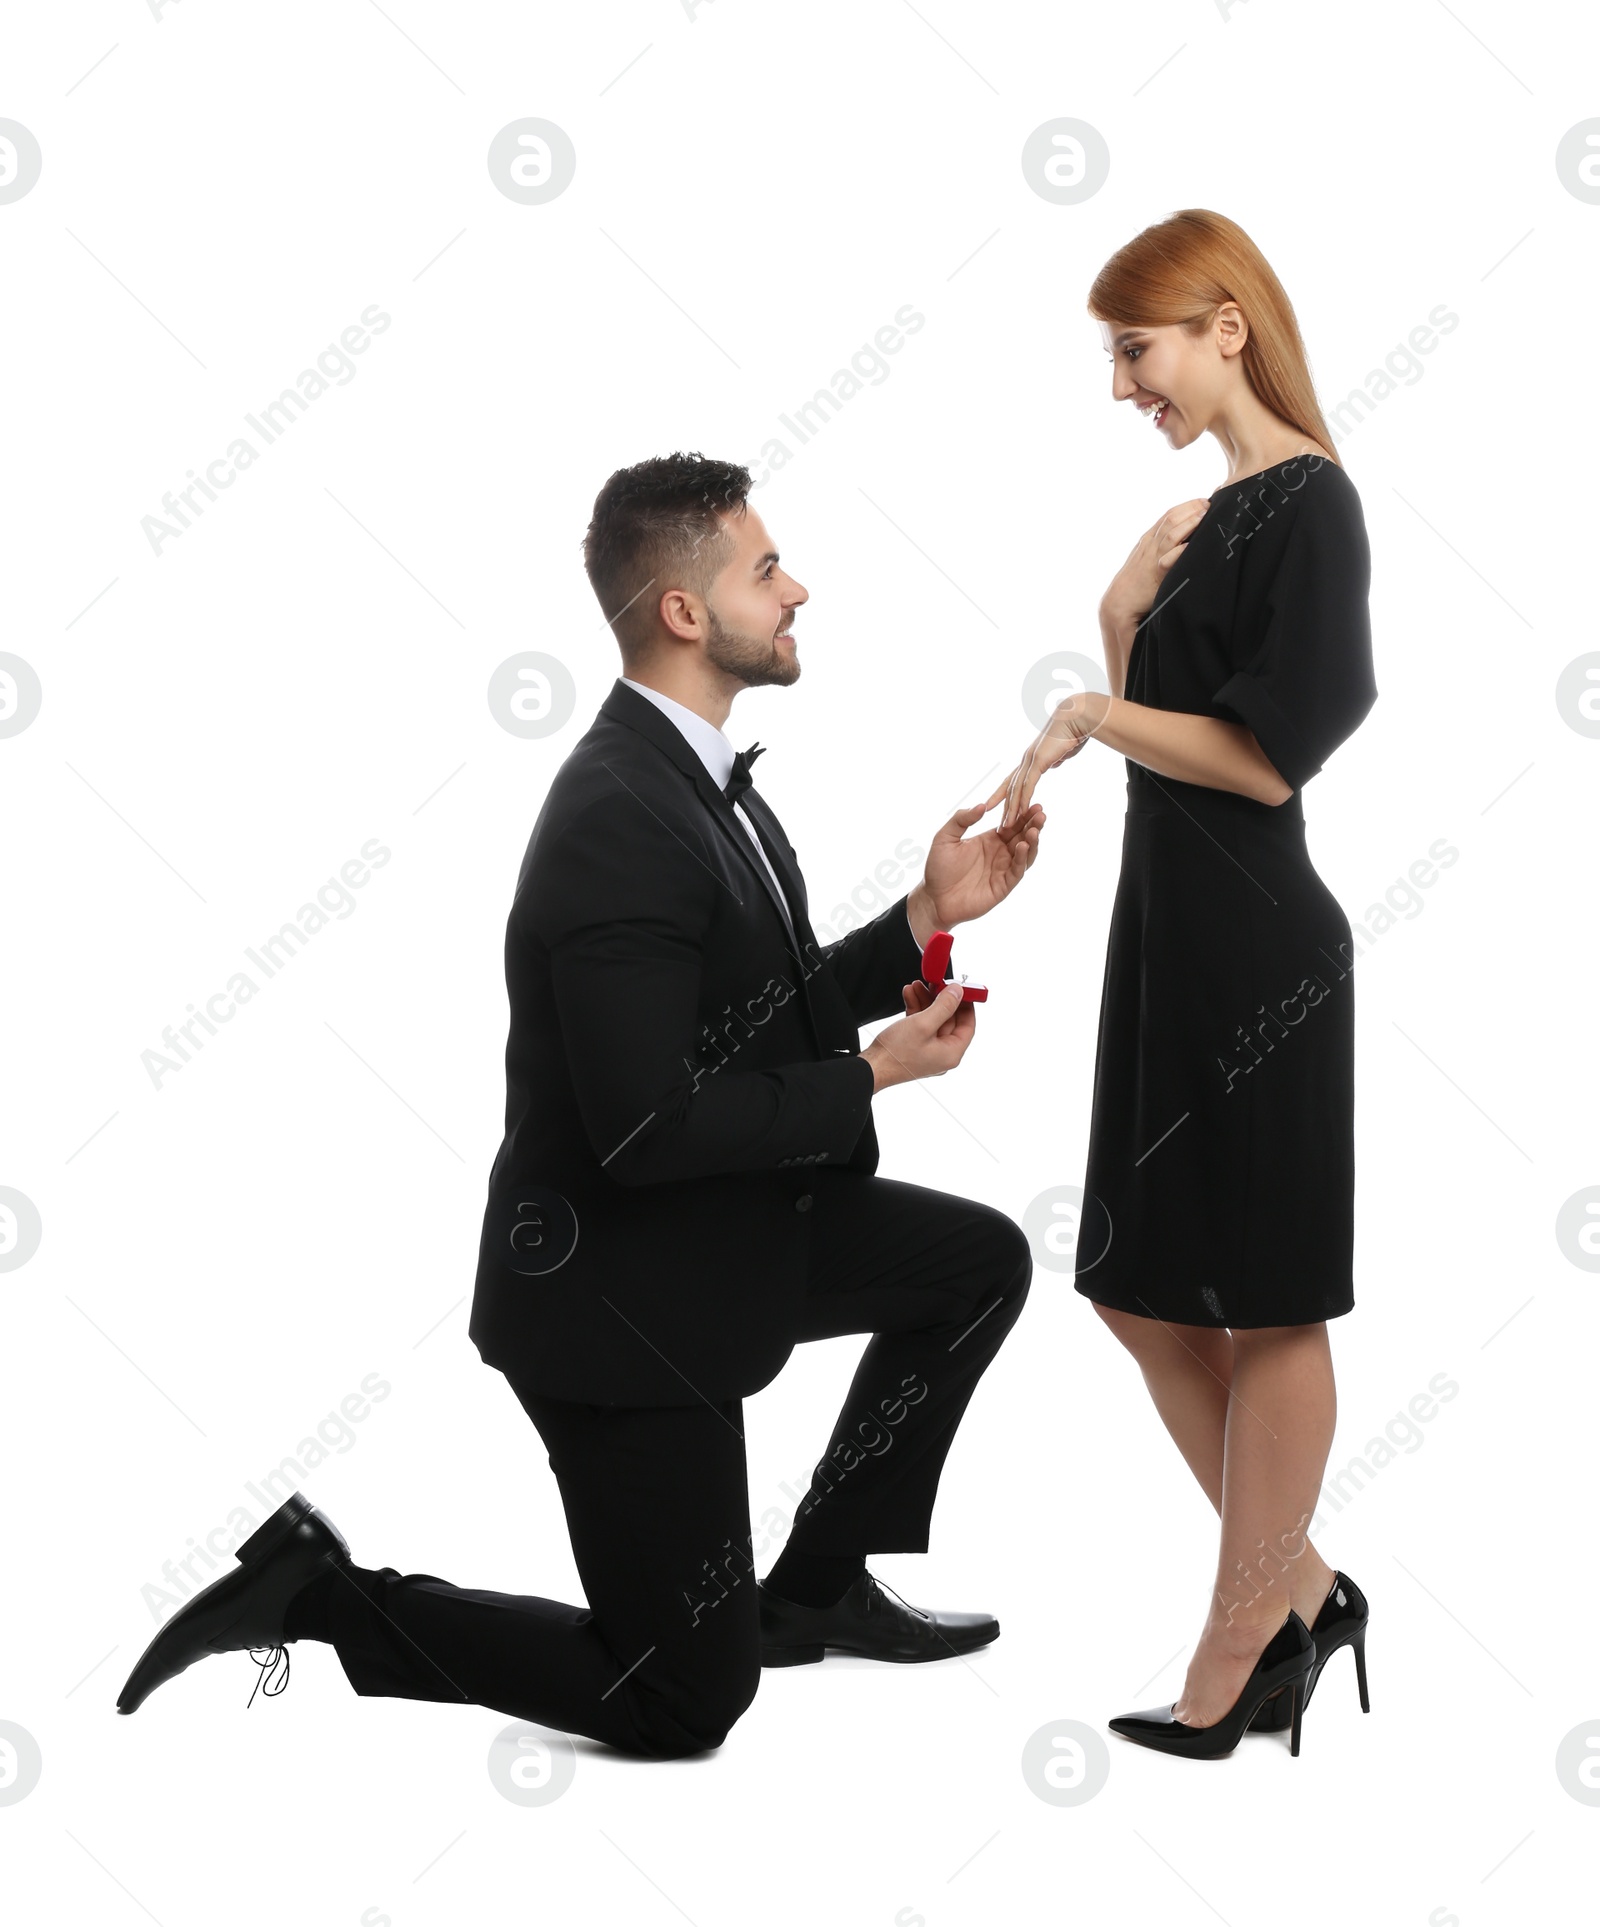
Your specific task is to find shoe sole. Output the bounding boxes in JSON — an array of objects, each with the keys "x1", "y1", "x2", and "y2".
[
  {"x1": 236, "y1": 1490, "x2": 350, "y2": 1566},
  {"x1": 760, "y1": 1629, "x2": 1000, "y2": 1668}
]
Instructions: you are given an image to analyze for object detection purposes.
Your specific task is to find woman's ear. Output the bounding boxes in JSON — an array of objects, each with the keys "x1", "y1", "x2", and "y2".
[{"x1": 1214, "y1": 301, "x2": 1249, "y2": 358}]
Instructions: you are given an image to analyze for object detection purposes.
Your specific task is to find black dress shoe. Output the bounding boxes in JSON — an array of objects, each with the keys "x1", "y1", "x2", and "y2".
[
  {"x1": 758, "y1": 1570, "x2": 999, "y2": 1667},
  {"x1": 1248, "y1": 1570, "x2": 1370, "y2": 1732},
  {"x1": 1109, "y1": 1609, "x2": 1315, "y2": 1759},
  {"x1": 117, "y1": 1492, "x2": 350, "y2": 1714}
]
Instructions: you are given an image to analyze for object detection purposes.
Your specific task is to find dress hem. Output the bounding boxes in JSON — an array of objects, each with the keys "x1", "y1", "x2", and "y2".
[{"x1": 1073, "y1": 1280, "x2": 1354, "y2": 1329}]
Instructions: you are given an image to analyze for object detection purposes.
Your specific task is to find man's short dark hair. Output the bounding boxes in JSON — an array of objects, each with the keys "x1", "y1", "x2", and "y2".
[{"x1": 582, "y1": 452, "x2": 752, "y2": 661}]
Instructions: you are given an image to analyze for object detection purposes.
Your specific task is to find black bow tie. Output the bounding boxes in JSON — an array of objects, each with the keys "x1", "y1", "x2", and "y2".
[{"x1": 724, "y1": 741, "x2": 766, "y2": 807}]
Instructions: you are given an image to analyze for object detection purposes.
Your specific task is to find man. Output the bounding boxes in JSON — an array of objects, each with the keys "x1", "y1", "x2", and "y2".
[{"x1": 118, "y1": 452, "x2": 1045, "y2": 1757}]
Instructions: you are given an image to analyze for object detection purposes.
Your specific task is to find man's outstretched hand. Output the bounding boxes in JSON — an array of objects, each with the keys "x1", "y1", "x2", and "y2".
[{"x1": 906, "y1": 796, "x2": 1045, "y2": 946}]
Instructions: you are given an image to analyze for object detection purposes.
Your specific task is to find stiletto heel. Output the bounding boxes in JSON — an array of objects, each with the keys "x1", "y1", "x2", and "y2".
[
  {"x1": 1249, "y1": 1570, "x2": 1371, "y2": 1733},
  {"x1": 1109, "y1": 1609, "x2": 1315, "y2": 1759}
]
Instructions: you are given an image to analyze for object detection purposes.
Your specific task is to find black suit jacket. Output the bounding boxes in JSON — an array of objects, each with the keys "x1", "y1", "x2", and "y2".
[{"x1": 468, "y1": 678, "x2": 927, "y2": 1405}]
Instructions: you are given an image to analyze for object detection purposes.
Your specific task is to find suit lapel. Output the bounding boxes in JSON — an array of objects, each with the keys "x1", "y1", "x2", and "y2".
[
  {"x1": 738, "y1": 789, "x2": 817, "y2": 958},
  {"x1": 599, "y1": 679, "x2": 809, "y2": 963},
  {"x1": 690, "y1": 768, "x2": 805, "y2": 955}
]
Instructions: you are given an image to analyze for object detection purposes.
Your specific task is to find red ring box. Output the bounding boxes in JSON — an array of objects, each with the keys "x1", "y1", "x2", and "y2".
[{"x1": 920, "y1": 929, "x2": 988, "y2": 1002}]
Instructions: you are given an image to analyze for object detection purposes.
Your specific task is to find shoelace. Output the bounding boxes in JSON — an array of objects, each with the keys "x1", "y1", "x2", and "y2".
[
  {"x1": 246, "y1": 1644, "x2": 290, "y2": 1708},
  {"x1": 869, "y1": 1572, "x2": 980, "y2": 1665},
  {"x1": 865, "y1": 1573, "x2": 931, "y2": 1623}
]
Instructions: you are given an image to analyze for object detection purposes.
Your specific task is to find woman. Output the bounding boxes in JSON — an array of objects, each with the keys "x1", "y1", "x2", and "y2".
[{"x1": 994, "y1": 210, "x2": 1377, "y2": 1759}]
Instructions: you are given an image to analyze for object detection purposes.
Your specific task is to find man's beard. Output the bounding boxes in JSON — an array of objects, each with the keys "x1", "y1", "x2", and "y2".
[{"x1": 703, "y1": 603, "x2": 798, "y2": 689}]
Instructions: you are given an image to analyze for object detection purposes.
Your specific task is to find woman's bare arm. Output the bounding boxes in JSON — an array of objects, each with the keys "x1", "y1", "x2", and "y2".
[
  {"x1": 1099, "y1": 603, "x2": 1135, "y2": 701},
  {"x1": 1084, "y1": 690, "x2": 1292, "y2": 805}
]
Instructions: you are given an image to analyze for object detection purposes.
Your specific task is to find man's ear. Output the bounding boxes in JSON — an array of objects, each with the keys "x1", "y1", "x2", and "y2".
[{"x1": 657, "y1": 587, "x2": 702, "y2": 644}]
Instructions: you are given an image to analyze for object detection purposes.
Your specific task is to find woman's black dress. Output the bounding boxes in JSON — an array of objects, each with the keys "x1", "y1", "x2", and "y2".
[{"x1": 1075, "y1": 453, "x2": 1378, "y2": 1328}]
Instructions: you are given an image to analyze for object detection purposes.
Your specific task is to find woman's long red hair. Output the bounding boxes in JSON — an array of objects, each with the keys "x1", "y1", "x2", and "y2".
[{"x1": 1087, "y1": 209, "x2": 1340, "y2": 464}]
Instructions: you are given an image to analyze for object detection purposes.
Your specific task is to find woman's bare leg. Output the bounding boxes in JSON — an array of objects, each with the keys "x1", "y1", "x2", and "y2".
[
  {"x1": 1093, "y1": 1303, "x2": 1232, "y2": 1507},
  {"x1": 1169, "y1": 1322, "x2": 1338, "y2": 1726},
  {"x1": 1094, "y1": 1304, "x2": 1338, "y2": 1632}
]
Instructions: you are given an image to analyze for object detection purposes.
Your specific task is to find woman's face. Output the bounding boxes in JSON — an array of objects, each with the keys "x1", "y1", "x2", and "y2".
[{"x1": 1099, "y1": 316, "x2": 1232, "y2": 451}]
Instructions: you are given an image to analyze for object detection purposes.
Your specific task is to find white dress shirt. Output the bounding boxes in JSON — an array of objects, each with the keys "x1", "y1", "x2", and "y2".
[
  {"x1": 620, "y1": 678, "x2": 922, "y2": 960},
  {"x1": 621, "y1": 677, "x2": 798, "y2": 946}
]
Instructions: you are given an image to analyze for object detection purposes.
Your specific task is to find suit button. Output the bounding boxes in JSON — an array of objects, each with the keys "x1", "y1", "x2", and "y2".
[{"x1": 794, "y1": 1194, "x2": 813, "y2": 1213}]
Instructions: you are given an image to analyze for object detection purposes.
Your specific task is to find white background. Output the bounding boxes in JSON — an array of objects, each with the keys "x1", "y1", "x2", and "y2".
[{"x1": 3, "y1": 1, "x2": 1593, "y2": 1922}]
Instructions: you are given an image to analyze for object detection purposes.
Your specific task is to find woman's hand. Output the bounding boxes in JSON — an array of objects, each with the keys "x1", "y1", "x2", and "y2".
[
  {"x1": 989, "y1": 691, "x2": 1111, "y2": 831},
  {"x1": 1102, "y1": 498, "x2": 1211, "y2": 626}
]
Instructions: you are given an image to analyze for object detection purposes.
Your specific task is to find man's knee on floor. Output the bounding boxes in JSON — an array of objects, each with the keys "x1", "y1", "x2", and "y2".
[
  {"x1": 995, "y1": 1220, "x2": 1033, "y2": 1312},
  {"x1": 629, "y1": 1655, "x2": 760, "y2": 1759}
]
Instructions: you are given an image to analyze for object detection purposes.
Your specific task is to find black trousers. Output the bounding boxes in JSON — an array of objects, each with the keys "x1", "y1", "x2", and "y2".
[{"x1": 323, "y1": 1169, "x2": 1032, "y2": 1757}]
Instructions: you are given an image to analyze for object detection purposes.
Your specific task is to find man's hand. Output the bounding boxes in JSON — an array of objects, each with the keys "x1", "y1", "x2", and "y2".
[
  {"x1": 907, "y1": 795, "x2": 1045, "y2": 946},
  {"x1": 860, "y1": 980, "x2": 975, "y2": 1092}
]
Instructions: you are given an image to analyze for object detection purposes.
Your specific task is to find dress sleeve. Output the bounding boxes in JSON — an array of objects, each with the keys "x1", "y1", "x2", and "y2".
[{"x1": 1210, "y1": 472, "x2": 1378, "y2": 793}]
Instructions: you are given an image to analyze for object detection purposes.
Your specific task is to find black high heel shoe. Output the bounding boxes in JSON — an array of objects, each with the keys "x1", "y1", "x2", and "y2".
[
  {"x1": 1109, "y1": 1609, "x2": 1315, "y2": 1758},
  {"x1": 1248, "y1": 1570, "x2": 1370, "y2": 1732}
]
